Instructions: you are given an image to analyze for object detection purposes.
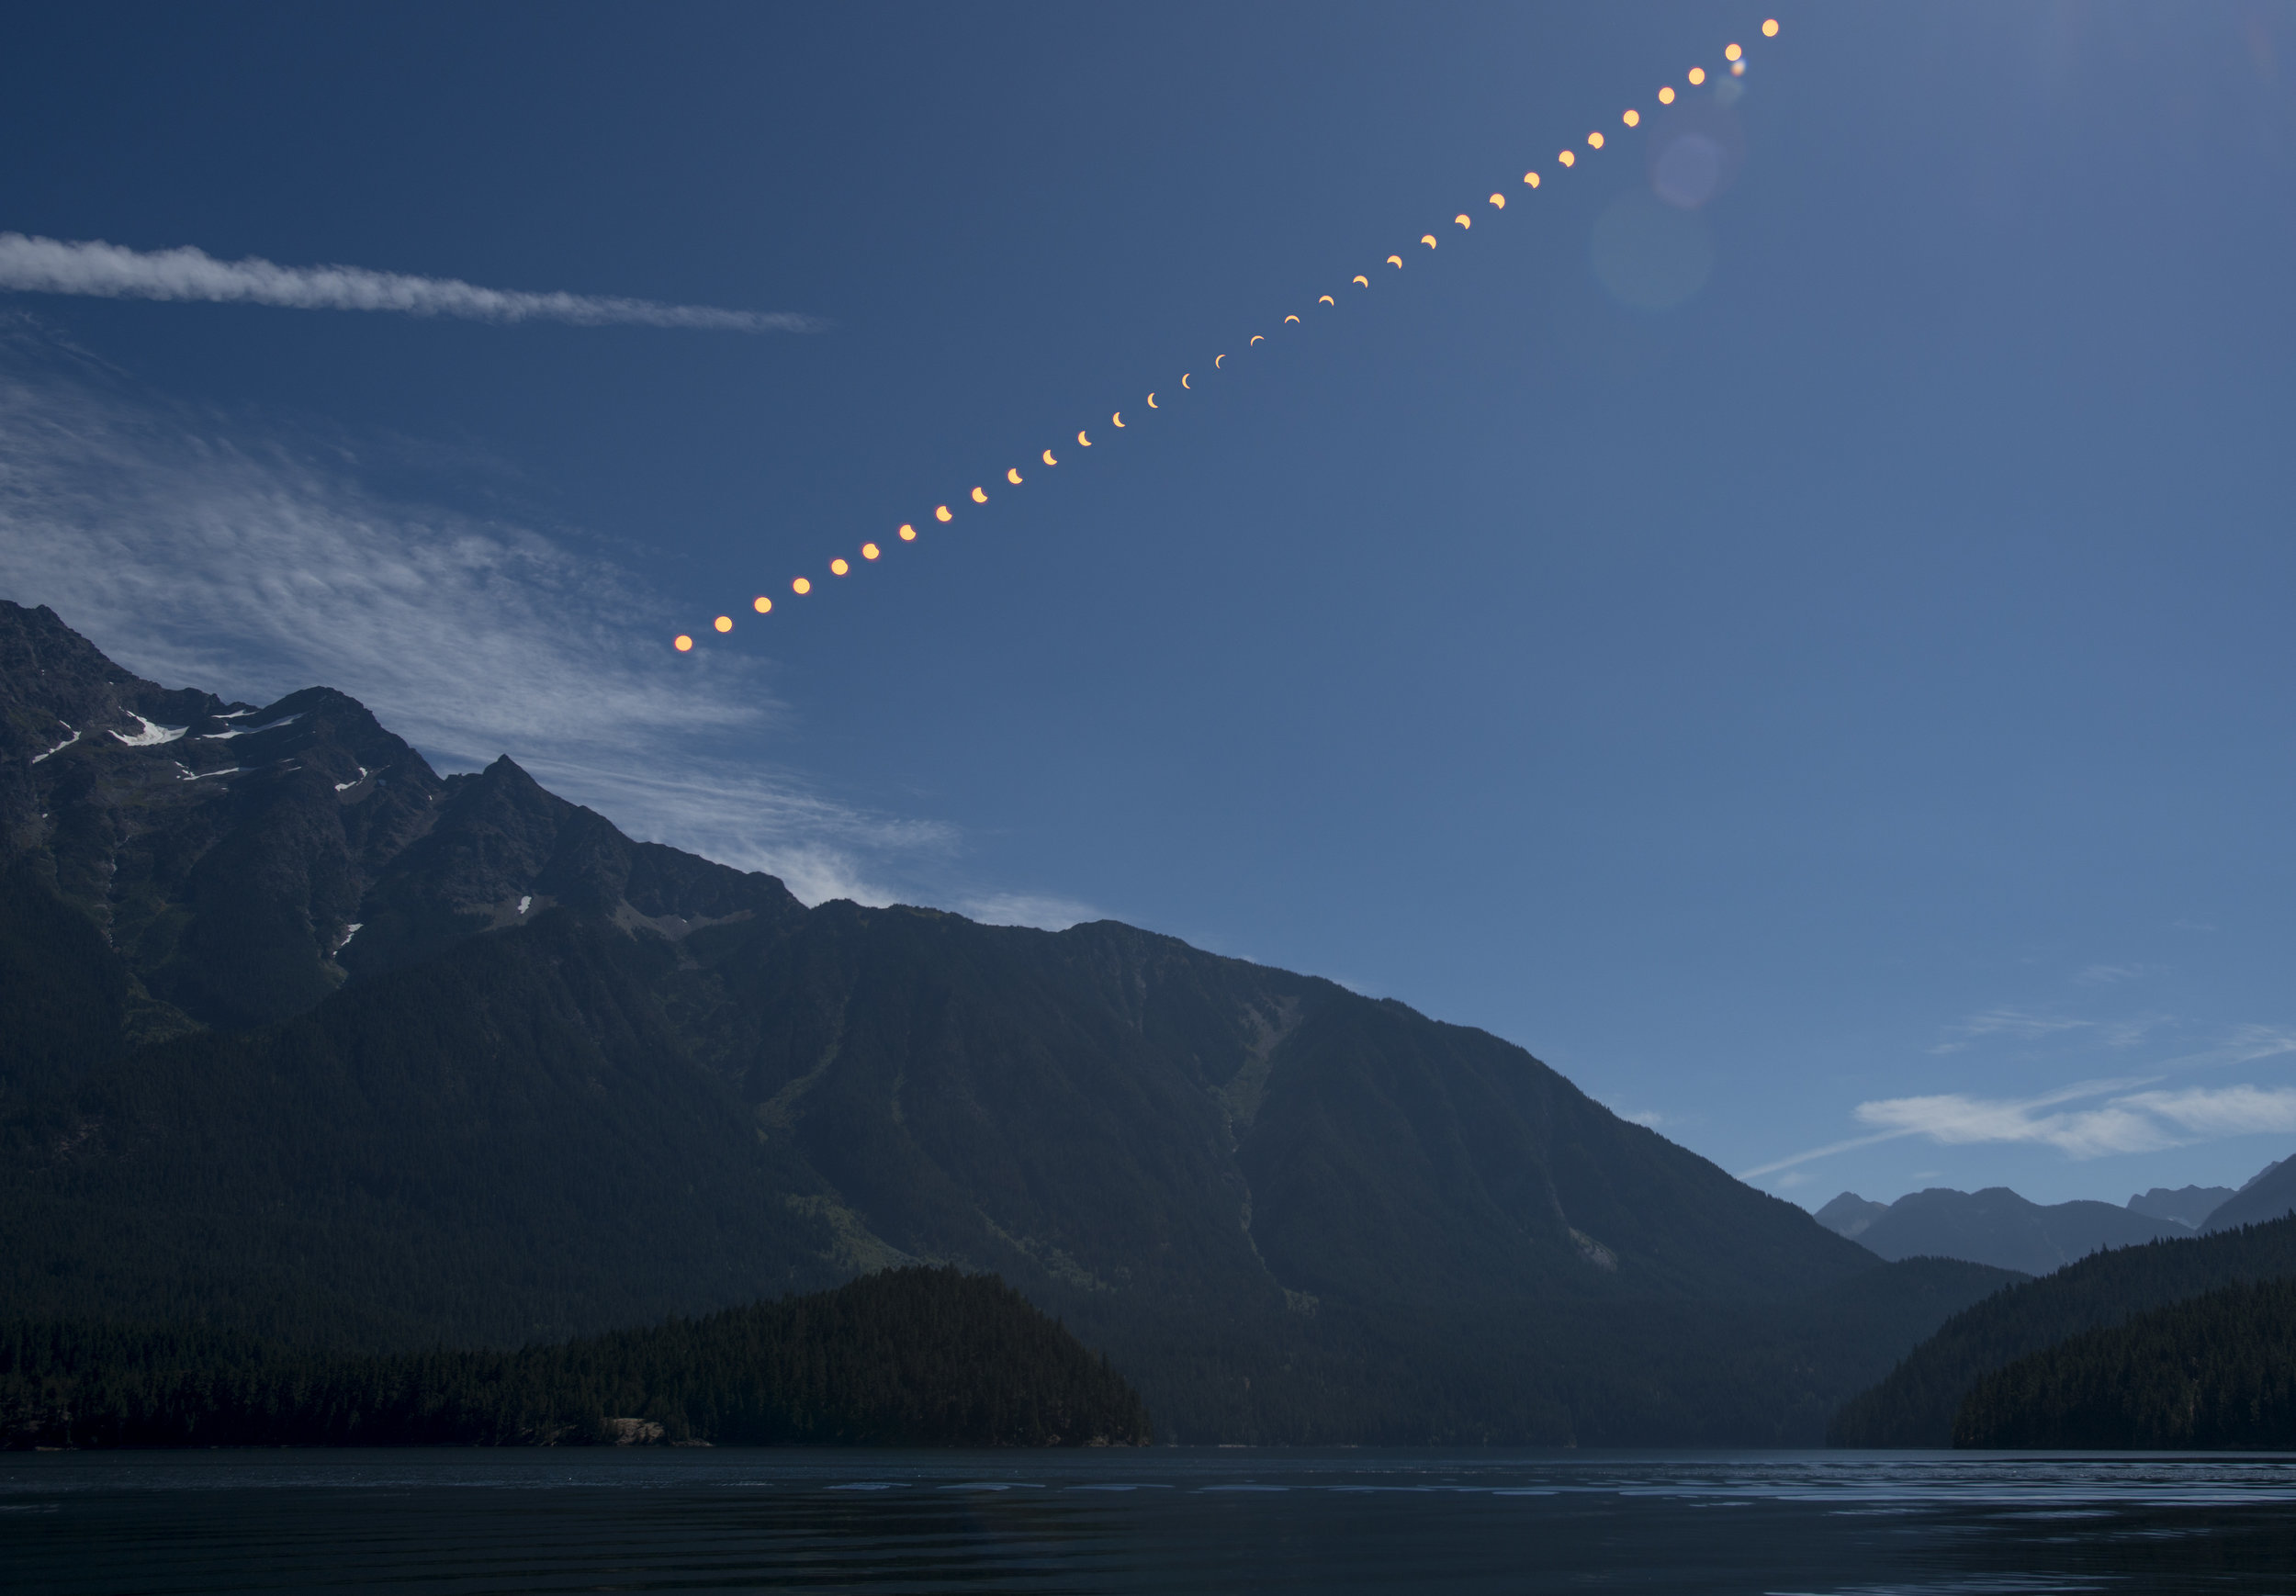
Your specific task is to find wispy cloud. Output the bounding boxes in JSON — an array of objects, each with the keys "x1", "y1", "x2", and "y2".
[
  {"x1": 0, "y1": 233, "x2": 821, "y2": 332},
  {"x1": 0, "y1": 331, "x2": 932, "y2": 904},
  {"x1": 1851, "y1": 1078, "x2": 2175, "y2": 1160},
  {"x1": 1740, "y1": 1028, "x2": 2296, "y2": 1180},
  {"x1": 1927, "y1": 1007, "x2": 2097, "y2": 1055},
  {"x1": 956, "y1": 892, "x2": 1109, "y2": 932},
  {"x1": 2074, "y1": 962, "x2": 2152, "y2": 986}
]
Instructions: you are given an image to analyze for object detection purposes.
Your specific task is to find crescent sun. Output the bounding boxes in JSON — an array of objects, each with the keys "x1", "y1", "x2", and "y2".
[
  {"x1": 1214, "y1": 354, "x2": 1225, "y2": 368},
  {"x1": 1319, "y1": 295, "x2": 1334, "y2": 305},
  {"x1": 1112, "y1": 411, "x2": 1125, "y2": 428},
  {"x1": 1077, "y1": 430, "x2": 1092, "y2": 446},
  {"x1": 1007, "y1": 466, "x2": 1023, "y2": 484},
  {"x1": 1250, "y1": 334, "x2": 1264, "y2": 344},
  {"x1": 1285, "y1": 314, "x2": 1300, "y2": 324},
  {"x1": 1387, "y1": 255, "x2": 1402, "y2": 267},
  {"x1": 1353, "y1": 275, "x2": 1368, "y2": 287},
  {"x1": 1043, "y1": 448, "x2": 1058, "y2": 465},
  {"x1": 1181, "y1": 373, "x2": 1191, "y2": 388},
  {"x1": 1421, "y1": 234, "x2": 1437, "y2": 248},
  {"x1": 1146, "y1": 392, "x2": 1158, "y2": 408}
]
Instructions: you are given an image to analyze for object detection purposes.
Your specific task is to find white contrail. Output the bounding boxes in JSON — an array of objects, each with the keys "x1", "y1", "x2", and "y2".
[{"x1": 0, "y1": 232, "x2": 820, "y2": 332}]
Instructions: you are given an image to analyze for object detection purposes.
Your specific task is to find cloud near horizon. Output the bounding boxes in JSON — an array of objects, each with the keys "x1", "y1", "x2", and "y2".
[
  {"x1": 1739, "y1": 1028, "x2": 2296, "y2": 1181},
  {"x1": 0, "y1": 232, "x2": 821, "y2": 332},
  {"x1": 0, "y1": 334, "x2": 940, "y2": 905}
]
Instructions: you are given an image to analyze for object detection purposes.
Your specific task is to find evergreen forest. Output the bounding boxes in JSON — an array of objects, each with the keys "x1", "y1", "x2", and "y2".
[
  {"x1": 1829, "y1": 1217, "x2": 2296, "y2": 1447},
  {"x1": 0, "y1": 1268, "x2": 1152, "y2": 1450},
  {"x1": 1953, "y1": 1276, "x2": 2296, "y2": 1449}
]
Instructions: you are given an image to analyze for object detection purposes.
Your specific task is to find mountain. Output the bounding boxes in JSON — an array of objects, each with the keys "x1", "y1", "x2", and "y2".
[
  {"x1": 1815, "y1": 1186, "x2": 2188, "y2": 1275},
  {"x1": 1815, "y1": 1193, "x2": 1889, "y2": 1241},
  {"x1": 1953, "y1": 1276, "x2": 2296, "y2": 1449},
  {"x1": 1, "y1": 1267, "x2": 1153, "y2": 1450},
  {"x1": 2127, "y1": 1185, "x2": 2235, "y2": 1229},
  {"x1": 1828, "y1": 1213, "x2": 2296, "y2": 1447},
  {"x1": 2201, "y1": 1156, "x2": 2296, "y2": 1232},
  {"x1": 1, "y1": 599, "x2": 2013, "y2": 1443}
]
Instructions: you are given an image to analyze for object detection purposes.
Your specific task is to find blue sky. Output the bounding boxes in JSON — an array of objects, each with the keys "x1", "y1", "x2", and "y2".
[{"x1": 3, "y1": 2, "x2": 2293, "y2": 1209}]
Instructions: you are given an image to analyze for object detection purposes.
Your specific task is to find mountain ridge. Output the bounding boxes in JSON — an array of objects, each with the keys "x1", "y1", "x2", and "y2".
[
  {"x1": 1, "y1": 598, "x2": 2009, "y2": 1443},
  {"x1": 1816, "y1": 1186, "x2": 2190, "y2": 1276}
]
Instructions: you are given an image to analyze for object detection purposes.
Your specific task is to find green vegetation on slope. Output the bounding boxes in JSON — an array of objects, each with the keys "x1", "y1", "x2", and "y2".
[
  {"x1": 0, "y1": 1267, "x2": 1150, "y2": 1449},
  {"x1": 1829, "y1": 1218, "x2": 2296, "y2": 1447},
  {"x1": 1954, "y1": 1276, "x2": 2296, "y2": 1449}
]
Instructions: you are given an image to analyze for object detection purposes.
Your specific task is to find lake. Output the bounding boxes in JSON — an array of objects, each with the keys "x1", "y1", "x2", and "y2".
[{"x1": 6, "y1": 1448, "x2": 2293, "y2": 1593}]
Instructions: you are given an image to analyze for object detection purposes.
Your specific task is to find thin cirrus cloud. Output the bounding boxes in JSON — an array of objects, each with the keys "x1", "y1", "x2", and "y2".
[
  {"x1": 0, "y1": 328, "x2": 936, "y2": 905},
  {"x1": 1739, "y1": 1028, "x2": 2296, "y2": 1180},
  {"x1": 1926, "y1": 1007, "x2": 2100, "y2": 1055},
  {"x1": 0, "y1": 232, "x2": 822, "y2": 332}
]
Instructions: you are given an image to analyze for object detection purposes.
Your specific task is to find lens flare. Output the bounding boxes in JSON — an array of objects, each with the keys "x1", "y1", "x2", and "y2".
[
  {"x1": 714, "y1": 615, "x2": 733, "y2": 633},
  {"x1": 830, "y1": 558, "x2": 850, "y2": 576},
  {"x1": 752, "y1": 596, "x2": 771, "y2": 613},
  {"x1": 673, "y1": 634, "x2": 693, "y2": 652},
  {"x1": 1731, "y1": 60, "x2": 1745, "y2": 76},
  {"x1": 793, "y1": 577, "x2": 811, "y2": 595},
  {"x1": 861, "y1": 543, "x2": 880, "y2": 560}
]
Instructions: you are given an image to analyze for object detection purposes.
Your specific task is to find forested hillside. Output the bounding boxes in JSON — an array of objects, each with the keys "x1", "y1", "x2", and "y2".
[
  {"x1": 0, "y1": 1268, "x2": 1151, "y2": 1449},
  {"x1": 1829, "y1": 1217, "x2": 2296, "y2": 1447},
  {"x1": 1, "y1": 599, "x2": 2013, "y2": 1444},
  {"x1": 1954, "y1": 1276, "x2": 2296, "y2": 1449}
]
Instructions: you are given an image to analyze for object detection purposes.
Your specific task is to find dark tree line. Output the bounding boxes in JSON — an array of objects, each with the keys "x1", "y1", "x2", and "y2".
[
  {"x1": 1829, "y1": 1216, "x2": 2296, "y2": 1447},
  {"x1": 0, "y1": 1267, "x2": 1151, "y2": 1450},
  {"x1": 1955, "y1": 1276, "x2": 2296, "y2": 1449}
]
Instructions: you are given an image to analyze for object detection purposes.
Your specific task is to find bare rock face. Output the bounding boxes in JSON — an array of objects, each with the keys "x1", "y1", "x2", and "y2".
[{"x1": 0, "y1": 600, "x2": 801, "y2": 1038}]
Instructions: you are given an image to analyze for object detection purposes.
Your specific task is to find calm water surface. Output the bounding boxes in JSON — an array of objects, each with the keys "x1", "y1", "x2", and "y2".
[{"x1": 5, "y1": 1448, "x2": 2294, "y2": 1594}]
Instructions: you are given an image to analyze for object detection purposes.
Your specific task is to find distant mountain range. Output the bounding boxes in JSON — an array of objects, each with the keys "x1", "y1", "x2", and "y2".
[
  {"x1": 0, "y1": 598, "x2": 2020, "y2": 1444},
  {"x1": 2199, "y1": 1155, "x2": 2296, "y2": 1232},
  {"x1": 1813, "y1": 1170, "x2": 2292, "y2": 1277}
]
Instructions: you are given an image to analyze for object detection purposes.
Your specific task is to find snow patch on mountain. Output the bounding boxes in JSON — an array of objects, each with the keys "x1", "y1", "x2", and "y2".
[
  {"x1": 199, "y1": 713, "x2": 301, "y2": 740},
  {"x1": 112, "y1": 713, "x2": 187, "y2": 747}
]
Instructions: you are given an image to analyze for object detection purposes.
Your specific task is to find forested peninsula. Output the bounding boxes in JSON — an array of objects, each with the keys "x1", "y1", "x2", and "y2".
[
  {"x1": 1954, "y1": 1276, "x2": 2296, "y2": 1449},
  {"x1": 1830, "y1": 1216, "x2": 2296, "y2": 1448},
  {"x1": 0, "y1": 1268, "x2": 1151, "y2": 1450}
]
